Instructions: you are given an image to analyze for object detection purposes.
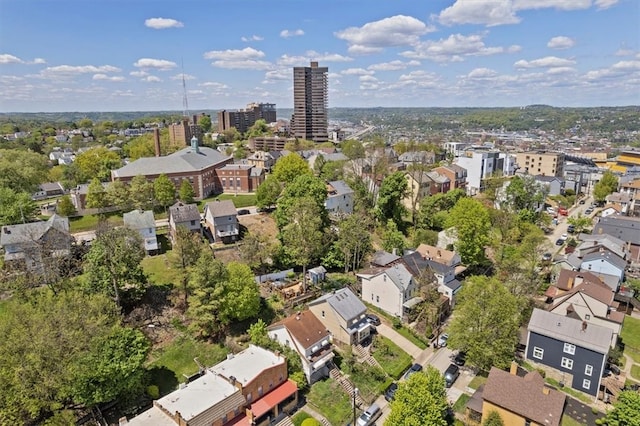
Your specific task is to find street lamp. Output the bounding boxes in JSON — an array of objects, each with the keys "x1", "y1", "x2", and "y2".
[{"x1": 352, "y1": 387, "x2": 359, "y2": 426}]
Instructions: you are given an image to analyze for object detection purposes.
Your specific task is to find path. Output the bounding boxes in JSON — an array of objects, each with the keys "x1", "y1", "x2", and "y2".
[{"x1": 375, "y1": 323, "x2": 423, "y2": 359}]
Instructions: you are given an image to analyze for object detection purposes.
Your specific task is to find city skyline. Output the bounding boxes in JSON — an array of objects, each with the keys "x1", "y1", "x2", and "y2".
[{"x1": 0, "y1": 0, "x2": 639, "y2": 112}]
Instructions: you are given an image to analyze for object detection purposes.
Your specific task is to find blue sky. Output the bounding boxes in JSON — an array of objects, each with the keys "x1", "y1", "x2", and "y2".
[{"x1": 0, "y1": 0, "x2": 638, "y2": 112}]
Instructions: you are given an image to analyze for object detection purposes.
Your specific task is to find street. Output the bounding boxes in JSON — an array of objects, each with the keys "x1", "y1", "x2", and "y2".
[{"x1": 545, "y1": 196, "x2": 596, "y2": 254}]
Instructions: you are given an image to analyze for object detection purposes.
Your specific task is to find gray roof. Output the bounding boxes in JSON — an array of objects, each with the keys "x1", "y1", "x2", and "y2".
[
  {"x1": 426, "y1": 171, "x2": 450, "y2": 184},
  {"x1": 123, "y1": 210, "x2": 155, "y2": 230},
  {"x1": 581, "y1": 249, "x2": 627, "y2": 272},
  {"x1": 323, "y1": 152, "x2": 348, "y2": 162},
  {"x1": 444, "y1": 279, "x2": 462, "y2": 292},
  {"x1": 371, "y1": 250, "x2": 401, "y2": 267},
  {"x1": 382, "y1": 264, "x2": 414, "y2": 291},
  {"x1": 1, "y1": 214, "x2": 69, "y2": 246},
  {"x1": 205, "y1": 199, "x2": 237, "y2": 218},
  {"x1": 169, "y1": 202, "x2": 201, "y2": 223},
  {"x1": 554, "y1": 253, "x2": 582, "y2": 270},
  {"x1": 593, "y1": 216, "x2": 640, "y2": 245},
  {"x1": 209, "y1": 345, "x2": 286, "y2": 387},
  {"x1": 38, "y1": 182, "x2": 64, "y2": 192},
  {"x1": 535, "y1": 175, "x2": 563, "y2": 183},
  {"x1": 310, "y1": 288, "x2": 366, "y2": 321},
  {"x1": 250, "y1": 166, "x2": 264, "y2": 177},
  {"x1": 328, "y1": 180, "x2": 353, "y2": 196},
  {"x1": 112, "y1": 146, "x2": 230, "y2": 178},
  {"x1": 527, "y1": 308, "x2": 612, "y2": 355}
]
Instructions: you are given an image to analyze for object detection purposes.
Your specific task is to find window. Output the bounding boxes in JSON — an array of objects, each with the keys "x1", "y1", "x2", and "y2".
[
  {"x1": 585, "y1": 314, "x2": 590, "y2": 320},
  {"x1": 561, "y1": 357, "x2": 573, "y2": 370},
  {"x1": 321, "y1": 310, "x2": 325, "y2": 318},
  {"x1": 563, "y1": 343, "x2": 576, "y2": 355},
  {"x1": 583, "y1": 379, "x2": 591, "y2": 390},
  {"x1": 258, "y1": 386, "x2": 263, "y2": 397},
  {"x1": 371, "y1": 294, "x2": 374, "y2": 301},
  {"x1": 247, "y1": 393, "x2": 252, "y2": 403},
  {"x1": 376, "y1": 295, "x2": 380, "y2": 303},
  {"x1": 532, "y1": 347, "x2": 544, "y2": 360},
  {"x1": 585, "y1": 364, "x2": 593, "y2": 376}
]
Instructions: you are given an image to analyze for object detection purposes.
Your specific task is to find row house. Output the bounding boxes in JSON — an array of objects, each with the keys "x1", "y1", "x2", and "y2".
[
  {"x1": 433, "y1": 164, "x2": 467, "y2": 192},
  {"x1": 403, "y1": 170, "x2": 450, "y2": 210}
]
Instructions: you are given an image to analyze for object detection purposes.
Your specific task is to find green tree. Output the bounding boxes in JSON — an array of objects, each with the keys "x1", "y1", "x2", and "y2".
[
  {"x1": 84, "y1": 226, "x2": 147, "y2": 308},
  {"x1": 281, "y1": 197, "x2": 326, "y2": 290},
  {"x1": 593, "y1": 171, "x2": 619, "y2": 203},
  {"x1": 598, "y1": 390, "x2": 640, "y2": 425},
  {"x1": 376, "y1": 171, "x2": 408, "y2": 226},
  {"x1": 247, "y1": 119, "x2": 270, "y2": 138},
  {"x1": 239, "y1": 231, "x2": 278, "y2": 274},
  {"x1": 0, "y1": 187, "x2": 37, "y2": 225},
  {"x1": 274, "y1": 174, "x2": 328, "y2": 229},
  {"x1": 85, "y1": 178, "x2": 110, "y2": 213},
  {"x1": 55, "y1": 195, "x2": 76, "y2": 217},
  {"x1": 256, "y1": 175, "x2": 282, "y2": 210},
  {"x1": 154, "y1": 173, "x2": 176, "y2": 211},
  {"x1": 567, "y1": 213, "x2": 593, "y2": 234},
  {"x1": 178, "y1": 179, "x2": 195, "y2": 204},
  {"x1": 170, "y1": 226, "x2": 205, "y2": 311},
  {"x1": 502, "y1": 175, "x2": 548, "y2": 218},
  {"x1": 74, "y1": 146, "x2": 122, "y2": 182},
  {"x1": 334, "y1": 212, "x2": 373, "y2": 272},
  {"x1": 447, "y1": 276, "x2": 521, "y2": 371},
  {"x1": 220, "y1": 262, "x2": 261, "y2": 322},
  {"x1": 129, "y1": 175, "x2": 155, "y2": 210},
  {"x1": 199, "y1": 115, "x2": 212, "y2": 133},
  {"x1": 188, "y1": 252, "x2": 228, "y2": 339},
  {"x1": 445, "y1": 198, "x2": 491, "y2": 267},
  {"x1": 382, "y1": 219, "x2": 405, "y2": 254},
  {"x1": 248, "y1": 318, "x2": 270, "y2": 347},
  {"x1": 482, "y1": 411, "x2": 505, "y2": 426},
  {"x1": 106, "y1": 179, "x2": 131, "y2": 212},
  {"x1": 78, "y1": 118, "x2": 93, "y2": 128},
  {"x1": 341, "y1": 139, "x2": 365, "y2": 160},
  {"x1": 385, "y1": 366, "x2": 448, "y2": 426},
  {"x1": 0, "y1": 149, "x2": 49, "y2": 193},
  {"x1": 272, "y1": 152, "x2": 312, "y2": 185}
]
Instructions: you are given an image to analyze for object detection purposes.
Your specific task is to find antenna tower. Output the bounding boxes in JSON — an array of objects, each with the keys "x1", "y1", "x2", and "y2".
[{"x1": 181, "y1": 59, "x2": 189, "y2": 118}]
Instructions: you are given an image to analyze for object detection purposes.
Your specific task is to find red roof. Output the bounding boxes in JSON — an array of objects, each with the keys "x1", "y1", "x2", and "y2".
[{"x1": 251, "y1": 379, "x2": 298, "y2": 418}]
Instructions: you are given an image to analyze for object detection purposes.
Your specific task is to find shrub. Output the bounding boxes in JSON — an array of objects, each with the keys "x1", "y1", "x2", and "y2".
[
  {"x1": 301, "y1": 419, "x2": 321, "y2": 426},
  {"x1": 147, "y1": 385, "x2": 160, "y2": 399}
]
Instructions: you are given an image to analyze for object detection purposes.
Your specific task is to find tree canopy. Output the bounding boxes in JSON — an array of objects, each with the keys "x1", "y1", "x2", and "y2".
[
  {"x1": 445, "y1": 198, "x2": 491, "y2": 267},
  {"x1": 597, "y1": 390, "x2": 640, "y2": 426},
  {"x1": 593, "y1": 170, "x2": 619, "y2": 203},
  {"x1": 274, "y1": 174, "x2": 328, "y2": 230},
  {"x1": 375, "y1": 171, "x2": 408, "y2": 226},
  {"x1": 0, "y1": 149, "x2": 49, "y2": 193},
  {"x1": 0, "y1": 187, "x2": 37, "y2": 225},
  {"x1": 74, "y1": 146, "x2": 122, "y2": 182},
  {"x1": 154, "y1": 173, "x2": 176, "y2": 210},
  {"x1": 272, "y1": 152, "x2": 312, "y2": 185}
]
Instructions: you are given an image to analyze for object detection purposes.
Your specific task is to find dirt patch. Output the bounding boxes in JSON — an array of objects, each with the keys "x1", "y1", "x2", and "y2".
[{"x1": 212, "y1": 213, "x2": 279, "y2": 264}]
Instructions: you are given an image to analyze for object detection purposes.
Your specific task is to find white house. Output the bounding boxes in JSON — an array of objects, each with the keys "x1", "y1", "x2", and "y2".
[
  {"x1": 123, "y1": 210, "x2": 158, "y2": 254},
  {"x1": 325, "y1": 180, "x2": 354, "y2": 216},
  {"x1": 580, "y1": 250, "x2": 626, "y2": 292},
  {"x1": 359, "y1": 263, "x2": 421, "y2": 319},
  {"x1": 203, "y1": 199, "x2": 239, "y2": 243}
]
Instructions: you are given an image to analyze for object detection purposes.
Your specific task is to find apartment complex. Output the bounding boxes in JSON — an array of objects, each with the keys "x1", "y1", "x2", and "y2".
[
  {"x1": 515, "y1": 151, "x2": 564, "y2": 177},
  {"x1": 455, "y1": 148, "x2": 517, "y2": 195},
  {"x1": 218, "y1": 103, "x2": 277, "y2": 134},
  {"x1": 291, "y1": 61, "x2": 328, "y2": 143},
  {"x1": 168, "y1": 115, "x2": 204, "y2": 147}
]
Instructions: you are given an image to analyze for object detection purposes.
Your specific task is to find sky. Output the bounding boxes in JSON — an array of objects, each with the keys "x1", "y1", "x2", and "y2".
[{"x1": 0, "y1": 0, "x2": 639, "y2": 112}]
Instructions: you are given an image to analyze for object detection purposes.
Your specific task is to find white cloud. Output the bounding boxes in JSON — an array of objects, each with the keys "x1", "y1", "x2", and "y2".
[
  {"x1": 368, "y1": 60, "x2": 421, "y2": 71},
  {"x1": 341, "y1": 68, "x2": 375, "y2": 76},
  {"x1": 280, "y1": 29, "x2": 304, "y2": 38},
  {"x1": 263, "y1": 69, "x2": 290, "y2": 83},
  {"x1": 595, "y1": 0, "x2": 619, "y2": 9},
  {"x1": 0, "y1": 54, "x2": 24, "y2": 64},
  {"x1": 241, "y1": 35, "x2": 263, "y2": 42},
  {"x1": 513, "y1": 0, "x2": 591, "y2": 11},
  {"x1": 546, "y1": 66, "x2": 576, "y2": 74},
  {"x1": 204, "y1": 47, "x2": 265, "y2": 60},
  {"x1": 212, "y1": 60, "x2": 272, "y2": 70},
  {"x1": 401, "y1": 33, "x2": 516, "y2": 62},
  {"x1": 133, "y1": 58, "x2": 177, "y2": 70},
  {"x1": 335, "y1": 15, "x2": 435, "y2": 55},
  {"x1": 467, "y1": 68, "x2": 498, "y2": 79},
  {"x1": 199, "y1": 81, "x2": 229, "y2": 89},
  {"x1": 277, "y1": 54, "x2": 309, "y2": 67},
  {"x1": 514, "y1": 56, "x2": 576, "y2": 68},
  {"x1": 547, "y1": 36, "x2": 575, "y2": 49},
  {"x1": 129, "y1": 70, "x2": 148, "y2": 77},
  {"x1": 611, "y1": 60, "x2": 640, "y2": 71},
  {"x1": 92, "y1": 74, "x2": 125, "y2": 81},
  {"x1": 170, "y1": 73, "x2": 196, "y2": 81},
  {"x1": 32, "y1": 58, "x2": 46, "y2": 64},
  {"x1": 42, "y1": 64, "x2": 121, "y2": 75},
  {"x1": 305, "y1": 51, "x2": 353, "y2": 62},
  {"x1": 144, "y1": 18, "x2": 184, "y2": 29},
  {"x1": 615, "y1": 49, "x2": 635, "y2": 56},
  {"x1": 142, "y1": 76, "x2": 162, "y2": 83}
]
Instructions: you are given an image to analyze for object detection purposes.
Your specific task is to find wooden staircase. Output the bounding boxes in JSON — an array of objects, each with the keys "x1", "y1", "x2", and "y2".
[
  {"x1": 329, "y1": 366, "x2": 365, "y2": 407},
  {"x1": 353, "y1": 343, "x2": 381, "y2": 368}
]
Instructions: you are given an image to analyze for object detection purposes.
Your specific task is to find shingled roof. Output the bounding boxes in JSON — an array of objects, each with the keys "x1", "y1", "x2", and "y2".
[{"x1": 268, "y1": 310, "x2": 330, "y2": 350}]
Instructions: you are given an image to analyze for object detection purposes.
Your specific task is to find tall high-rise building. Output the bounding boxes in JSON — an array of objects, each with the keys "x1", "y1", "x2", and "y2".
[
  {"x1": 217, "y1": 103, "x2": 276, "y2": 134},
  {"x1": 291, "y1": 61, "x2": 328, "y2": 143}
]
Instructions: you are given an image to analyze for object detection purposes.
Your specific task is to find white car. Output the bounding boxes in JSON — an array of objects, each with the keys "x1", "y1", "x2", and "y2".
[
  {"x1": 560, "y1": 233, "x2": 568, "y2": 240},
  {"x1": 437, "y1": 333, "x2": 449, "y2": 347}
]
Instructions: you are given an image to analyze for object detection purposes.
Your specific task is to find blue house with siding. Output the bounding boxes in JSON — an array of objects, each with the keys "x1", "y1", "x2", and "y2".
[{"x1": 526, "y1": 308, "x2": 612, "y2": 397}]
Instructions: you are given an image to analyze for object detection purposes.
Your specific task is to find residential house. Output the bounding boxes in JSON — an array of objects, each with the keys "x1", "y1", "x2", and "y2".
[
  {"x1": 32, "y1": 182, "x2": 65, "y2": 200},
  {"x1": 126, "y1": 345, "x2": 297, "y2": 426},
  {"x1": 605, "y1": 192, "x2": 632, "y2": 216},
  {"x1": 70, "y1": 181, "x2": 109, "y2": 211},
  {"x1": 359, "y1": 263, "x2": 421, "y2": 319},
  {"x1": 0, "y1": 214, "x2": 72, "y2": 273},
  {"x1": 601, "y1": 205, "x2": 622, "y2": 218},
  {"x1": 403, "y1": 250, "x2": 461, "y2": 306},
  {"x1": 369, "y1": 250, "x2": 401, "y2": 268},
  {"x1": 579, "y1": 250, "x2": 626, "y2": 292},
  {"x1": 414, "y1": 243, "x2": 461, "y2": 267},
  {"x1": 168, "y1": 202, "x2": 201, "y2": 243},
  {"x1": 218, "y1": 163, "x2": 265, "y2": 194},
  {"x1": 246, "y1": 151, "x2": 283, "y2": 172},
  {"x1": 267, "y1": 310, "x2": 334, "y2": 384},
  {"x1": 111, "y1": 139, "x2": 234, "y2": 200},
  {"x1": 433, "y1": 164, "x2": 467, "y2": 192},
  {"x1": 307, "y1": 266, "x2": 327, "y2": 285},
  {"x1": 526, "y1": 308, "x2": 612, "y2": 397},
  {"x1": 203, "y1": 200, "x2": 239, "y2": 243},
  {"x1": 403, "y1": 171, "x2": 433, "y2": 210},
  {"x1": 308, "y1": 288, "x2": 373, "y2": 346},
  {"x1": 123, "y1": 210, "x2": 158, "y2": 255},
  {"x1": 472, "y1": 365, "x2": 565, "y2": 426},
  {"x1": 574, "y1": 234, "x2": 628, "y2": 261},
  {"x1": 593, "y1": 215, "x2": 640, "y2": 246},
  {"x1": 398, "y1": 150, "x2": 435, "y2": 166},
  {"x1": 534, "y1": 175, "x2": 564, "y2": 196},
  {"x1": 325, "y1": 180, "x2": 354, "y2": 216}
]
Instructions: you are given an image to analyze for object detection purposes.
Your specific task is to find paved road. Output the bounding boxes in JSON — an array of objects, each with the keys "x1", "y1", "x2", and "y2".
[{"x1": 545, "y1": 196, "x2": 595, "y2": 255}]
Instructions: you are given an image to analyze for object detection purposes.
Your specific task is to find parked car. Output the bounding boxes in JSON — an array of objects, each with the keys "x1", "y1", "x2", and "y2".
[
  {"x1": 555, "y1": 238, "x2": 565, "y2": 246},
  {"x1": 366, "y1": 314, "x2": 381, "y2": 326},
  {"x1": 542, "y1": 252, "x2": 552, "y2": 261},
  {"x1": 437, "y1": 333, "x2": 449, "y2": 347},
  {"x1": 356, "y1": 403, "x2": 381, "y2": 426},
  {"x1": 558, "y1": 207, "x2": 568, "y2": 216},
  {"x1": 454, "y1": 351, "x2": 467, "y2": 366},
  {"x1": 585, "y1": 208, "x2": 594, "y2": 215},
  {"x1": 403, "y1": 363, "x2": 423, "y2": 380},
  {"x1": 579, "y1": 199, "x2": 586, "y2": 204},
  {"x1": 237, "y1": 209, "x2": 250, "y2": 215},
  {"x1": 567, "y1": 224, "x2": 575, "y2": 234},
  {"x1": 560, "y1": 233, "x2": 568, "y2": 240},
  {"x1": 384, "y1": 382, "x2": 398, "y2": 401},
  {"x1": 444, "y1": 364, "x2": 460, "y2": 388}
]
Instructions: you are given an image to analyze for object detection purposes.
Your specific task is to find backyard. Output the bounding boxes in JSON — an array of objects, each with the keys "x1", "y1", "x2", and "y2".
[
  {"x1": 306, "y1": 379, "x2": 353, "y2": 426},
  {"x1": 371, "y1": 335, "x2": 413, "y2": 379}
]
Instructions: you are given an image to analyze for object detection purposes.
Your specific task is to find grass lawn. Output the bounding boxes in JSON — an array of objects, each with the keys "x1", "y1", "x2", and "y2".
[
  {"x1": 371, "y1": 336, "x2": 413, "y2": 379},
  {"x1": 621, "y1": 315, "x2": 640, "y2": 363},
  {"x1": 545, "y1": 378, "x2": 592, "y2": 403},
  {"x1": 142, "y1": 254, "x2": 182, "y2": 287},
  {"x1": 562, "y1": 415, "x2": 588, "y2": 426},
  {"x1": 467, "y1": 371, "x2": 488, "y2": 390},
  {"x1": 291, "y1": 411, "x2": 313, "y2": 426},
  {"x1": 452, "y1": 393, "x2": 471, "y2": 413},
  {"x1": 307, "y1": 379, "x2": 353, "y2": 426},
  {"x1": 69, "y1": 212, "x2": 123, "y2": 232},
  {"x1": 630, "y1": 364, "x2": 640, "y2": 381},
  {"x1": 395, "y1": 326, "x2": 428, "y2": 350},
  {"x1": 147, "y1": 335, "x2": 228, "y2": 394},
  {"x1": 198, "y1": 193, "x2": 256, "y2": 209}
]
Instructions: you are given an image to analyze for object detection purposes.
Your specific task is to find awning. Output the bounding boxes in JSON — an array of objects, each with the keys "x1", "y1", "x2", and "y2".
[
  {"x1": 251, "y1": 379, "x2": 298, "y2": 418},
  {"x1": 403, "y1": 297, "x2": 424, "y2": 309}
]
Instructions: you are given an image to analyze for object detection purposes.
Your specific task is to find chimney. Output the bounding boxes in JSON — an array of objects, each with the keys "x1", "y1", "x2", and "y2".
[
  {"x1": 542, "y1": 387, "x2": 550, "y2": 395},
  {"x1": 509, "y1": 361, "x2": 518, "y2": 375},
  {"x1": 153, "y1": 128, "x2": 161, "y2": 157},
  {"x1": 581, "y1": 321, "x2": 588, "y2": 332}
]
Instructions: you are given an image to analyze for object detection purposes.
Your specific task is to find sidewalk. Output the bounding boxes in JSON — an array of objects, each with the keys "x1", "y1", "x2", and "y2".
[
  {"x1": 376, "y1": 323, "x2": 423, "y2": 359},
  {"x1": 300, "y1": 403, "x2": 332, "y2": 426}
]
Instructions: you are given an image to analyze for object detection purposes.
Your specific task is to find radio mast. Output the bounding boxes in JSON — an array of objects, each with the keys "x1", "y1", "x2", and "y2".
[{"x1": 181, "y1": 58, "x2": 189, "y2": 118}]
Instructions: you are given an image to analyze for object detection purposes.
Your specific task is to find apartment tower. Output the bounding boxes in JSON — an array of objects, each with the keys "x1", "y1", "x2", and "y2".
[
  {"x1": 291, "y1": 61, "x2": 328, "y2": 143},
  {"x1": 217, "y1": 103, "x2": 276, "y2": 134}
]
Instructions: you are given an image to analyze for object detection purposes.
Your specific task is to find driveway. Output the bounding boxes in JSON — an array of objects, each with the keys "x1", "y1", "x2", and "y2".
[{"x1": 376, "y1": 323, "x2": 423, "y2": 358}]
